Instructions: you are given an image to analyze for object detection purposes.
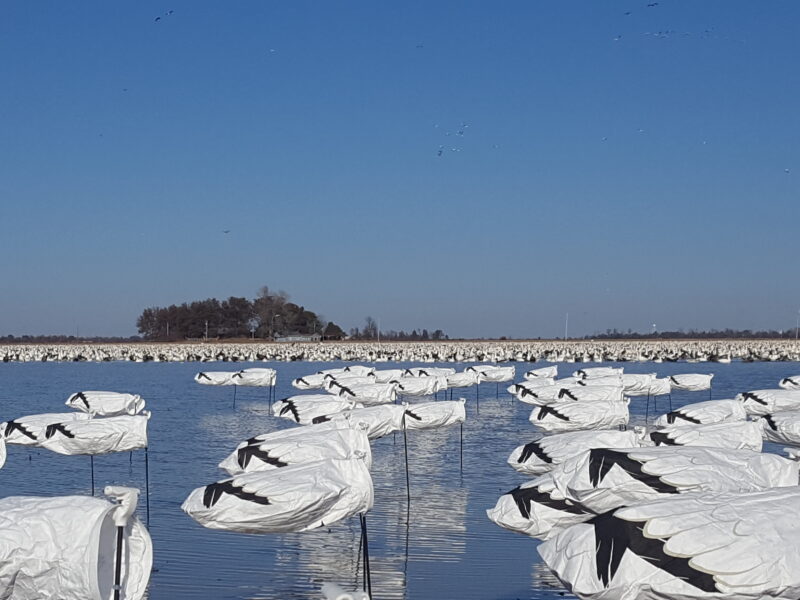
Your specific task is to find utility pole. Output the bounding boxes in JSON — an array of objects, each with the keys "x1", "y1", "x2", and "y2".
[
  {"x1": 564, "y1": 313, "x2": 569, "y2": 340},
  {"x1": 204, "y1": 320, "x2": 208, "y2": 341}
]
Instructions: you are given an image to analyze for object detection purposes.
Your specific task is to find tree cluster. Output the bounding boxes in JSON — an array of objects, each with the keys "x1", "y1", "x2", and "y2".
[
  {"x1": 348, "y1": 316, "x2": 448, "y2": 341},
  {"x1": 136, "y1": 287, "x2": 345, "y2": 341}
]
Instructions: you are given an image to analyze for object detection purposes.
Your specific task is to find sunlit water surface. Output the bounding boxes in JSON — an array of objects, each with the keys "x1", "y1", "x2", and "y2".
[{"x1": 0, "y1": 360, "x2": 796, "y2": 600}]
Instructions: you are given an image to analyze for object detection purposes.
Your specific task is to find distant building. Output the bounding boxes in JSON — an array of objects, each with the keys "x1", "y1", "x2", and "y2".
[{"x1": 275, "y1": 333, "x2": 322, "y2": 343}]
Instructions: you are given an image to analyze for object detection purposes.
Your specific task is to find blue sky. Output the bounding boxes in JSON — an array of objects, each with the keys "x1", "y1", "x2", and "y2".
[{"x1": 2, "y1": 1, "x2": 798, "y2": 338}]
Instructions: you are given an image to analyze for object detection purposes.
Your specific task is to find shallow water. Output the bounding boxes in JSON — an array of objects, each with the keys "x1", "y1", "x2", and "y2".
[{"x1": 0, "y1": 360, "x2": 796, "y2": 600}]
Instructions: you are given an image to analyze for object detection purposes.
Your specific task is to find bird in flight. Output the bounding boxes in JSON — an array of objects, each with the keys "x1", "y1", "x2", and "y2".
[{"x1": 222, "y1": 230, "x2": 231, "y2": 234}]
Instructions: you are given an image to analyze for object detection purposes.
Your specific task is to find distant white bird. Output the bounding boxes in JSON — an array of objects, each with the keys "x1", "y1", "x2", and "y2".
[
  {"x1": 653, "y1": 398, "x2": 746, "y2": 428},
  {"x1": 551, "y1": 445, "x2": 798, "y2": 515},
  {"x1": 182, "y1": 458, "x2": 373, "y2": 534},
  {"x1": 539, "y1": 487, "x2": 800, "y2": 600}
]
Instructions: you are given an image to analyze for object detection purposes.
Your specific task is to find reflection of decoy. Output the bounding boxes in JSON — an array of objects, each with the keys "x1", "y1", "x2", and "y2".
[
  {"x1": 222, "y1": 230, "x2": 230, "y2": 234},
  {"x1": 154, "y1": 16, "x2": 161, "y2": 22},
  {"x1": 437, "y1": 146, "x2": 443, "y2": 157},
  {"x1": 647, "y1": 2, "x2": 658, "y2": 6}
]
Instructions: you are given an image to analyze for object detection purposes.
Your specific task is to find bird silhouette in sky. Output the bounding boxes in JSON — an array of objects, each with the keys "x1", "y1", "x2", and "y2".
[
  {"x1": 222, "y1": 230, "x2": 231, "y2": 234},
  {"x1": 647, "y1": 2, "x2": 658, "y2": 6}
]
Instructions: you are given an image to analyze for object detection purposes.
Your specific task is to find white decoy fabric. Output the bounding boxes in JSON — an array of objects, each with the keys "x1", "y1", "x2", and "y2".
[
  {"x1": 467, "y1": 365, "x2": 516, "y2": 383},
  {"x1": 0, "y1": 490, "x2": 152, "y2": 600},
  {"x1": 649, "y1": 420, "x2": 763, "y2": 452},
  {"x1": 446, "y1": 371, "x2": 480, "y2": 389},
  {"x1": 39, "y1": 413, "x2": 150, "y2": 456},
  {"x1": 218, "y1": 425, "x2": 372, "y2": 475},
  {"x1": 524, "y1": 366, "x2": 558, "y2": 380},
  {"x1": 393, "y1": 376, "x2": 445, "y2": 397},
  {"x1": 572, "y1": 367, "x2": 623, "y2": 379},
  {"x1": 401, "y1": 399, "x2": 466, "y2": 431},
  {"x1": 1, "y1": 412, "x2": 92, "y2": 447},
  {"x1": 65, "y1": 391, "x2": 145, "y2": 417},
  {"x1": 325, "y1": 381, "x2": 397, "y2": 406},
  {"x1": 539, "y1": 487, "x2": 800, "y2": 600},
  {"x1": 486, "y1": 473, "x2": 592, "y2": 541},
  {"x1": 314, "y1": 405, "x2": 407, "y2": 440},
  {"x1": 518, "y1": 385, "x2": 625, "y2": 406},
  {"x1": 508, "y1": 429, "x2": 647, "y2": 476},
  {"x1": 737, "y1": 389, "x2": 800, "y2": 416},
  {"x1": 668, "y1": 373, "x2": 714, "y2": 391},
  {"x1": 653, "y1": 398, "x2": 747, "y2": 428},
  {"x1": 401, "y1": 367, "x2": 455, "y2": 378},
  {"x1": 551, "y1": 446, "x2": 798, "y2": 515},
  {"x1": 231, "y1": 368, "x2": 276, "y2": 387},
  {"x1": 759, "y1": 412, "x2": 800, "y2": 447},
  {"x1": 291, "y1": 373, "x2": 328, "y2": 390},
  {"x1": 182, "y1": 458, "x2": 374, "y2": 534},
  {"x1": 779, "y1": 375, "x2": 800, "y2": 390},
  {"x1": 272, "y1": 396, "x2": 362, "y2": 424},
  {"x1": 529, "y1": 398, "x2": 630, "y2": 433},
  {"x1": 194, "y1": 371, "x2": 237, "y2": 386}
]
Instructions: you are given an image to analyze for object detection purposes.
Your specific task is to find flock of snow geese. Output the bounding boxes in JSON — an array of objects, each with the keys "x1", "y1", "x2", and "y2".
[
  {"x1": 3, "y1": 339, "x2": 800, "y2": 364},
  {"x1": 2, "y1": 361, "x2": 800, "y2": 600}
]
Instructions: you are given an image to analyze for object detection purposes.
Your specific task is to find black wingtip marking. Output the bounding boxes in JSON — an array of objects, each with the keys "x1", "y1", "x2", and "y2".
[
  {"x1": 518, "y1": 440, "x2": 552, "y2": 464},
  {"x1": 763, "y1": 414, "x2": 779, "y2": 431},
  {"x1": 665, "y1": 411, "x2": 701, "y2": 425},
  {"x1": 649, "y1": 431, "x2": 677, "y2": 446},
  {"x1": 404, "y1": 409, "x2": 423, "y2": 421},
  {"x1": 45, "y1": 422, "x2": 75, "y2": 439},
  {"x1": 591, "y1": 511, "x2": 718, "y2": 592},
  {"x1": 558, "y1": 388, "x2": 578, "y2": 401},
  {"x1": 508, "y1": 484, "x2": 585, "y2": 519},
  {"x1": 312, "y1": 415, "x2": 331, "y2": 424},
  {"x1": 742, "y1": 392, "x2": 768, "y2": 406},
  {"x1": 237, "y1": 445, "x2": 289, "y2": 469},
  {"x1": 198, "y1": 372, "x2": 212, "y2": 381},
  {"x1": 202, "y1": 480, "x2": 271, "y2": 508},
  {"x1": 536, "y1": 406, "x2": 570, "y2": 421},
  {"x1": 4, "y1": 420, "x2": 38, "y2": 441},
  {"x1": 587, "y1": 448, "x2": 678, "y2": 494}
]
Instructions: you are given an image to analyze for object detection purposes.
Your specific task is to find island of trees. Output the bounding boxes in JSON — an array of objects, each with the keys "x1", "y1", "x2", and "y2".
[{"x1": 136, "y1": 287, "x2": 345, "y2": 341}]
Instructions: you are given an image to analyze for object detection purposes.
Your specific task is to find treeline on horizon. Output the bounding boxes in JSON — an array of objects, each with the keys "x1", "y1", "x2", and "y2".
[{"x1": 2, "y1": 327, "x2": 798, "y2": 344}]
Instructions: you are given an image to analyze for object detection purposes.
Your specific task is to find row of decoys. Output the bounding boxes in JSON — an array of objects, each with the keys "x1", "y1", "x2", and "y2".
[{"x1": 487, "y1": 364, "x2": 800, "y2": 600}]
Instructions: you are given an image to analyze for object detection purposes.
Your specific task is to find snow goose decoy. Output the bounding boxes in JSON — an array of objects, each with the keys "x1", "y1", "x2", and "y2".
[
  {"x1": 737, "y1": 389, "x2": 800, "y2": 416},
  {"x1": 551, "y1": 445, "x2": 798, "y2": 515},
  {"x1": 1, "y1": 412, "x2": 92, "y2": 447},
  {"x1": 182, "y1": 457, "x2": 373, "y2": 534},
  {"x1": 515, "y1": 384, "x2": 624, "y2": 406},
  {"x1": 312, "y1": 404, "x2": 407, "y2": 440},
  {"x1": 508, "y1": 428, "x2": 648, "y2": 476},
  {"x1": 486, "y1": 473, "x2": 592, "y2": 540},
  {"x1": 529, "y1": 398, "x2": 630, "y2": 433},
  {"x1": 524, "y1": 365, "x2": 558, "y2": 380},
  {"x1": 653, "y1": 398, "x2": 746, "y2": 428},
  {"x1": 324, "y1": 380, "x2": 398, "y2": 406},
  {"x1": 538, "y1": 486, "x2": 800, "y2": 600},
  {"x1": 272, "y1": 395, "x2": 362, "y2": 425},
  {"x1": 573, "y1": 367, "x2": 623, "y2": 379},
  {"x1": 65, "y1": 391, "x2": 146, "y2": 417},
  {"x1": 779, "y1": 375, "x2": 800, "y2": 390},
  {"x1": 758, "y1": 411, "x2": 800, "y2": 446},
  {"x1": 0, "y1": 486, "x2": 152, "y2": 600},
  {"x1": 218, "y1": 424, "x2": 372, "y2": 475},
  {"x1": 669, "y1": 373, "x2": 714, "y2": 398},
  {"x1": 648, "y1": 420, "x2": 763, "y2": 452}
]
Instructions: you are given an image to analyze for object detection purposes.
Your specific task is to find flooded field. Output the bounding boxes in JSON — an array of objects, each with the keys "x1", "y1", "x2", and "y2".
[{"x1": 0, "y1": 360, "x2": 796, "y2": 600}]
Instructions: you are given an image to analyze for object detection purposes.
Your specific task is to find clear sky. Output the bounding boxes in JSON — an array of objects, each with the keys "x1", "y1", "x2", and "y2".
[{"x1": 2, "y1": 1, "x2": 799, "y2": 339}]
